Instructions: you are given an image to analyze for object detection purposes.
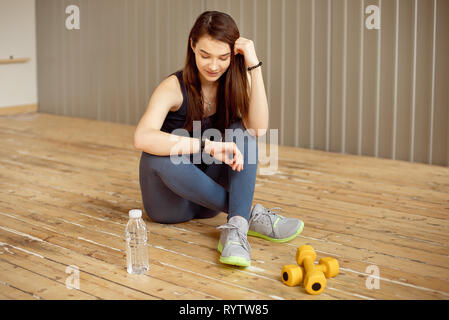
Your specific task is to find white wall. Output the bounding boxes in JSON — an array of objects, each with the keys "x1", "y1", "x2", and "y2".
[{"x1": 0, "y1": 0, "x2": 37, "y2": 108}]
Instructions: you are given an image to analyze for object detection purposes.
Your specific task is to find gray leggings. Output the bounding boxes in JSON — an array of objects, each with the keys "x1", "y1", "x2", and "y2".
[{"x1": 138, "y1": 120, "x2": 258, "y2": 224}]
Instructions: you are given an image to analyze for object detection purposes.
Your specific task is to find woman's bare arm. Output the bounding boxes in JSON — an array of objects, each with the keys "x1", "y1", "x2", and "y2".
[{"x1": 134, "y1": 75, "x2": 203, "y2": 156}]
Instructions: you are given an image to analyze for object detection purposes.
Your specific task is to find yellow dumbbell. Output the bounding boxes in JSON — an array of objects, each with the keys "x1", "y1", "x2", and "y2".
[
  {"x1": 316, "y1": 257, "x2": 339, "y2": 278},
  {"x1": 296, "y1": 245, "x2": 327, "y2": 295},
  {"x1": 282, "y1": 257, "x2": 339, "y2": 288},
  {"x1": 281, "y1": 256, "x2": 339, "y2": 287},
  {"x1": 281, "y1": 264, "x2": 305, "y2": 287}
]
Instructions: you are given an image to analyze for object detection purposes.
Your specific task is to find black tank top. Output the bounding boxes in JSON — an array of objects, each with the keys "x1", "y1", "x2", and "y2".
[{"x1": 160, "y1": 70, "x2": 217, "y2": 137}]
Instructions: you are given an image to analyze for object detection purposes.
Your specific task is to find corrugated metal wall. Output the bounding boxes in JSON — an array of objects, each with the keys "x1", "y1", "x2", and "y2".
[{"x1": 36, "y1": 0, "x2": 449, "y2": 166}]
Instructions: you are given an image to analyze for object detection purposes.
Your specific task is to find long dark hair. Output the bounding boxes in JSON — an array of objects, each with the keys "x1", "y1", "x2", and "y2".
[{"x1": 182, "y1": 11, "x2": 249, "y2": 135}]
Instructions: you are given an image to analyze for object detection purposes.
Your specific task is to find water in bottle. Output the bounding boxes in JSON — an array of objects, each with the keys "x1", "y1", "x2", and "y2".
[{"x1": 125, "y1": 209, "x2": 149, "y2": 274}]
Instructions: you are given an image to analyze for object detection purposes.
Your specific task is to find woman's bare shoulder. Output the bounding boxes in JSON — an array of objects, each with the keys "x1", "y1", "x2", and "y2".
[{"x1": 160, "y1": 74, "x2": 183, "y2": 112}]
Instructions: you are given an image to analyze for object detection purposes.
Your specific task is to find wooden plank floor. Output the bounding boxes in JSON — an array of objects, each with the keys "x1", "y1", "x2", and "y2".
[{"x1": 0, "y1": 112, "x2": 448, "y2": 300}]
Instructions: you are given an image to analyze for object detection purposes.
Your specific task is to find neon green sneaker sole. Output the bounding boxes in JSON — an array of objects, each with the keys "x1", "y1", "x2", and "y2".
[
  {"x1": 217, "y1": 242, "x2": 251, "y2": 267},
  {"x1": 247, "y1": 221, "x2": 304, "y2": 243}
]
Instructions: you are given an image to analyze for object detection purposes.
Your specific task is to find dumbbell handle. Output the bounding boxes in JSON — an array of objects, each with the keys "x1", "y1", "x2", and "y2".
[
  {"x1": 300, "y1": 257, "x2": 338, "y2": 278},
  {"x1": 301, "y1": 256, "x2": 327, "y2": 295},
  {"x1": 316, "y1": 264, "x2": 327, "y2": 274},
  {"x1": 302, "y1": 256, "x2": 316, "y2": 273}
]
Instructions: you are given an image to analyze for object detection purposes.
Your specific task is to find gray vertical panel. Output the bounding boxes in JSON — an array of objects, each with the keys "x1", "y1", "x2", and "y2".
[
  {"x1": 94, "y1": 0, "x2": 104, "y2": 121},
  {"x1": 171, "y1": 0, "x2": 185, "y2": 70},
  {"x1": 182, "y1": 0, "x2": 193, "y2": 67},
  {"x1": 239, "y1": 0, "x2": 244, "y2": 35},
  {"x1": 143, "y1": 0, "x2": 151, "y2": 114},
  {"x1": 155, "y1": 0, "x2": 160, "y2": 82},
  {"x1": 433, "y1": 0, "x2": 449, "y2": 166},
  {"x1": 125, "y1": 0, "x2": 131, "y2": 123},
  {"x1": 280, "y1": 0, "x2": 285, "y2": 145},
  {"x1": 166, "y1": 0, "x2": 172, "y2": 75},
  {"x1": 66, "y1": 0, "x2": 72, "y2": 117},
  {"x1": 357, "y1": 0, "x2": 364, "y2": 155},
  {"x1": 142, "y1": 0, "x2": 149, "y2": 117},
  {"x1": 227, "y1": 0, "x2": 242, "y2": 36},
  {"x1": 209, "y1": 0, "x2": 230, "y2": 14},
  {"x1": 62, "y1": 0, "x2": 69, "y2": 116},
  {"x1": 58, "y1": 0, "x2": 66, "y2": 116},
  {"x1": 112, "y1": 0, "x2": 122, "y2": 122},
  {"x1": 341, "y1": 0, "x2": 347, "y2": 153},
  {"x1": 96, "y1": 0, "x2": 104, "y2": 121},
  {"x1": 130, "y1": 0, "x2": 137, "y2": 124},
  {"x1": 295, "y1": 0, "x2": 301, "y2": 147},
  {"x1": 428, "y1": 0, "x2": 437, "y2": 165},
  {"x1": 392, "y1": 0, "x2": 399, "y2": 160},
  {"x1": 142, "y1": 0, "x2": 156, "y2": 117},
  {"x1": 252, "y1": 0, "x2": 256, "y2": 41},
  {"x1": 283, "y1": 0, "x2": 298, "y2": 147},
  {"x1": 127, "y1": 0, "x2": 136, "y2": 124},
  {"x1": 97, "y1": 0, "x2": 107, "y2": 121},
  {"x1": 255, "y1": 1, "x2": 267, "y2": 100},
  {"x1": 158, "y1": 0, "x2": 168, "y2": 78},
  {"x1": 137, "y1": 0, "x2": 145, "y2": 124},
  {"x1": 35, "y1": 0, "x2": 51, "y2": 114},
  {"x1": 266, "y1": 0, "x2": 271, "y2": 145},
  {"x1": 256, "y1": 0, "x2": 268, "y2": 144},
  {"x1": 330, "y1": 0, "x2": 344, "y2": 153},
  {"x1": 211, "y1": 0, "x2": 222, "y2": 13},
  {"x1": 361, "y1": 0, "x2": 377, "y2": 157},
  {"x1": 269, "y1": 0, "x2": 282, "y2": 146},
  {"x1": 56, "y1": 0, "x2": 61, "y2": 116},
  {"x1": 136, "y1": 0, "x2": 144, "y2": 124},
  {"x1": 242, "y1": 0, "x2": 254, "y2": 39},
  {"x1": 99, "y1": 0, "x2": 107, "y2": 122},
  {"x1": 313, "y1": 0, "x2": 329, "y2": 151},
  {"x1": 378, "y1": 0, "x2": 395, "y2": 160},
  {"x1": 395, "y1": 0, "x2": 413, "y2": 162},
  {"x1": 84, "y1": 0, "x2": 96, "y2": 120},
  {"x1": 75, "y1": 0, "x2": 81, "y2": 118},
  {"x1": 346, "y1": 0, "x2": 362, "y2": 155},
  {"x1": 79, "y1": 0, "x2": 86, "y2": 120},
  {"x1": 413, "y1": 0, "x2": 433, "y2": 164},
  {"x1": 49, "y1": 0, "x2": 56, "y2": 115},
  {"x1": 74, "y1": 0, "x2": 82, "y2": 118},
  {"x1": 298, "y1": 0, "x2": 311, "y2": 148},
  {"x1": 309, "y1": 0, "x2": 315, "y2": 148},
  {"x1": 117, "y1": 0, "x2": 127, "y2": 123},
  {"x1": 410, "y1": 0, "x2": 418, "y2": 162},
  {"x1": 192, "y1": 0, "x2": 205, "y2": 23},
  {"x1": 374, "y1": 0, "x2": 382, "y2": 158},
  {"x1": 325, "y1": 0, "x2": 332, "y2": 151},
  {"x1": 68, "y1": 0, "x2": 75, "y2": 117},
  {"x1": 188, "y1": 0, "x2": 205, "y2": 59}
]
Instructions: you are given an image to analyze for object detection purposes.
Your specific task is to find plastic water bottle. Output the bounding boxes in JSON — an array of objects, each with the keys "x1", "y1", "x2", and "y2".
[{"x1": 125, "y1": 209, "x2": 149, "y2": 274}]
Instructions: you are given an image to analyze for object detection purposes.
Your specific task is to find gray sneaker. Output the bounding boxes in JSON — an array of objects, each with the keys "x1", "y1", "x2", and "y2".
[
  {"x1": 248, "y1": 204, "x2": 304, "y2": 243},
  {"x1": 217, "y1": 215, "x2": 251, "y2": 267}
]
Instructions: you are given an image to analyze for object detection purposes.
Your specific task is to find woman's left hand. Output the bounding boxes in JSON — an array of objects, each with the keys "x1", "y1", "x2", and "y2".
[{"x1": 234, "y1": 37, "x2": 259, "y2": 69}]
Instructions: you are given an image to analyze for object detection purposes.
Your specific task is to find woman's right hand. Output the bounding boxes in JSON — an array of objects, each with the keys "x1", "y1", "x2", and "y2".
[{"x1": 205, "y1": 140, "x2": 244, "y2": 172}]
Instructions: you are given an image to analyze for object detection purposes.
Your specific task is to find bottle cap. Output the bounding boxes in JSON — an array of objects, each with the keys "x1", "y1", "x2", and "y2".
[{"x1": 129, "y1": 209, "x2": 142, "y2": 219}]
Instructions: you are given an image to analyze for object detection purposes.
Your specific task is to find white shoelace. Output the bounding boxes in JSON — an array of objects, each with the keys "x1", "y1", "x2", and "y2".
[
  {"x1": 217, "y1": 223, "x2": 251, "y2": 253},
  {"x1": 250, "y1": 206, "x2": 283, "y2": 236}
]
